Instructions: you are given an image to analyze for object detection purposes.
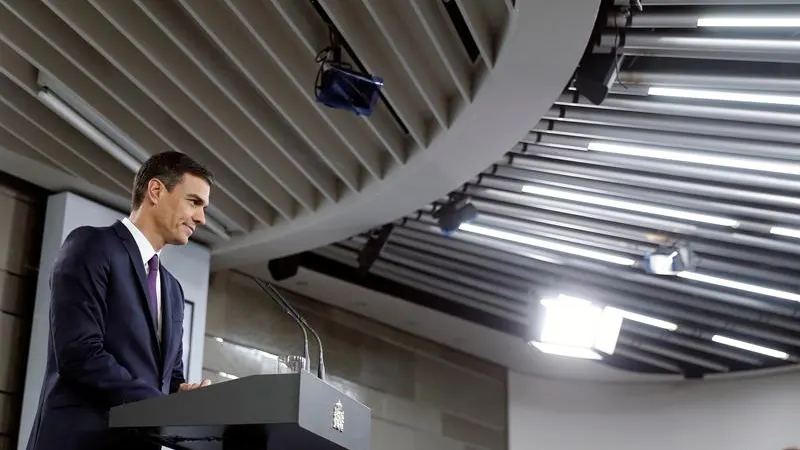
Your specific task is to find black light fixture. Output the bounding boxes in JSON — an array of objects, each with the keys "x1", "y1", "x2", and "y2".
[{"x1": 433, "y1": 195, "x2": 478, "y2": 235}]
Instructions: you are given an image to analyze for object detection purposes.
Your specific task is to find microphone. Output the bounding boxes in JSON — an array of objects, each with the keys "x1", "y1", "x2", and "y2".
[
  {"x1": 265, "y1": 284, "x2": 326, "y2": 381},
  {"x1": 247, "y1": 275, "x2": 326, "y2": 381}
]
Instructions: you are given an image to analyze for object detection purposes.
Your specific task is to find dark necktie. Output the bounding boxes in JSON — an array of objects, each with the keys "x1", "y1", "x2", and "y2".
[{"x1": 147, "y1": 254, "x2": 159, "y2": 326}]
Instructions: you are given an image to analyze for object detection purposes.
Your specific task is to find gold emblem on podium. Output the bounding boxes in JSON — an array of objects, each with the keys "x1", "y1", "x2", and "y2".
[{"x1": 332, "y1": 399, "x2": 344, "y2": 432}]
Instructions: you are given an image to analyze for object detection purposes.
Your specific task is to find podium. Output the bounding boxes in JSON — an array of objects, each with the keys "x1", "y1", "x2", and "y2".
[{"x1": 109, "y1": 371, "x2": 371, "y2": 450}]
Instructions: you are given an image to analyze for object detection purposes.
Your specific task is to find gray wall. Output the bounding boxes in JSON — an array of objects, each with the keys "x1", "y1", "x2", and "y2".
[
  {"x1": 204, "y1": 271, "x2": 508, "y2": 450},
  {"x1": 0, "y1": 177, "x2": 45, "y2": 450}
]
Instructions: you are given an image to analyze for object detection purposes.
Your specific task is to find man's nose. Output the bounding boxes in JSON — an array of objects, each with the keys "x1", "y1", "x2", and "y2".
[{"x1": 194, "y1": 209, "x2": 206, "y2": 226}]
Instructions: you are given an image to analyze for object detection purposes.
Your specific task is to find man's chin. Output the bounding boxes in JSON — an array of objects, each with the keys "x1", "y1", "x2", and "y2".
[{"x1": 168, "y1": 235, "x2": 190, "y2": 246}]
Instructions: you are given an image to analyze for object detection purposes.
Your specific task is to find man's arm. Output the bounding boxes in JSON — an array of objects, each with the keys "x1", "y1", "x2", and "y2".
[
  {"x1": 169, "y1": 293, "x2": 186, "y2": 394},
  {"x1": 50, "y1": 226, "x2": 163, "y2": 407}
]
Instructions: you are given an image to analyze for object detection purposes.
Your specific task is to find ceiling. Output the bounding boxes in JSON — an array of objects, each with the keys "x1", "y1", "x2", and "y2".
[
  {"x1": 251, "y1": 0, "x2": 800, "y2": 379},
  {"x1": 0, "y1": 0, "x2": 599, "y2": 265}
]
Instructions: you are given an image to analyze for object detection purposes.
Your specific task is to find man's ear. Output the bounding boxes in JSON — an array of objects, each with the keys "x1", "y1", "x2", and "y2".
[{"x1": 146, "y1": 178, "x2": 164, "y2": 205}]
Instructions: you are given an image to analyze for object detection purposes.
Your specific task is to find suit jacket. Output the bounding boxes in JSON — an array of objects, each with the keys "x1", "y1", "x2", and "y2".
[{"x1": 27, "y1": 220, "x2": 187, "y2": 450}]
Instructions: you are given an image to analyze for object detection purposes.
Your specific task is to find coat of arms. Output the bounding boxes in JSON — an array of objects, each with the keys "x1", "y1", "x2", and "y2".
[{"x1": 332, "y1": 399, "x2": 344, "y2": 432}]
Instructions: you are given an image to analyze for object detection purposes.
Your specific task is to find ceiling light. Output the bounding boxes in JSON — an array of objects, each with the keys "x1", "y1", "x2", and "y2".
[
  {"x1": 605, "y1": 306, "x2": 678, "y2": 331},
  {"x1": 528, "y1": 341, "x2": 602, "y2": 360},
  {"x1": 38, "y1": 88, "x2": 142, "y2": 172},
  {"x1": 678, "y1": 271, "x2": 800, "y2": 303},
  {"x1": 588, "y1": 142, "x2": 800, "y2": 176},
  {"x1": 535, "y1": 295, "x2": 623, "y2": 358},
  {"x1": 648, "y1": 87, "x2": 800, "y2": 107},
  {"x1": 770, "y1": 226, "x2": 800, "y2": 239},
  {"x1": 712, "y1": 335, "x2": 789, "y2": 360},
  {"x1": 459, "y1": 223, "x2": 636, "y2": 266},
  {"x1": 218, "y1": 371, "x2": 239, "y2": 380},
  {"x1": 697, "y1": 17, "x2": 800, "y2": 27},
  {"x1": 521, "y1": 184, "x2": 739, "y2": 227}
]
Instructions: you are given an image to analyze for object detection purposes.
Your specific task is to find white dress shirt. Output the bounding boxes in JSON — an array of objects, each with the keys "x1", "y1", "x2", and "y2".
[{"x1": 121, "y1": 217, "x2": 162, "y2": 341}]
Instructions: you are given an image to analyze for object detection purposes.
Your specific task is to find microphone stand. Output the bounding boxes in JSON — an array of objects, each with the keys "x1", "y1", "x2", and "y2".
[
  {"x1": 247, "y1": 276, "x2": 326, "y2": 381},
  {"x1": 265, "y1": 284, "x2": 326, "y2": 381}
]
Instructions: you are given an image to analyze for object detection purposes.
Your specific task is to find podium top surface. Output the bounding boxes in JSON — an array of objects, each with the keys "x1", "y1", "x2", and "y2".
[{"x1": 110, "y1": 371, "x2": 371, "y2": 450}]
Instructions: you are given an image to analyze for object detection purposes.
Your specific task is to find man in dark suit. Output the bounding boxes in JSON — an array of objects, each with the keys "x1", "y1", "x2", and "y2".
[{"x1": 27, "y1": 151, "x2": 214, "y2": 450}]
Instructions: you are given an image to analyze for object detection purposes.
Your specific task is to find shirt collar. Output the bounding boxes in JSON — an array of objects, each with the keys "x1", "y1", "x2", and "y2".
[{"x1": 121, "y1": 217, "x2": 160, "y2": 266}]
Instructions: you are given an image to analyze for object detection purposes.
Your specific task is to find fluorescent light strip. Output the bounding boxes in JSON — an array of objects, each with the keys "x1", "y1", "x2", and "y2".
[
  {"x1": 460, "y1": 223, "x2": 636, "y2": 266},
  {"x1": 648, "y1": 86, "x2": 800, "y2": 107},
  {"x1": 698, "y1": 17, "x2": 800, "y2": 27},
  {"x1": 606, "y1": 306, "x2": 678, "y2": 331},
  {"x1": 529, "y1": 341, "x2": 602, "y2": 360},
  {"x1": 771, "y1": 226, "x2": 800, "y2": 239},
  {"x1": 38, "y1": 89, "x2": 142, "y2": 172},
  {"x1": 712, "y1": 335, "x2": 789, "y2": 360},
  {"x1": 588, "y1": 142, "x2": 800, "y2": 176},
  {"x1": 678, "y1": 271, "x2": 800, "y2": 303},
  {"x1": 521, "y1": 184, "x2": 739, "y2": 227},
  {"x1": 218, "y1": 371, "x2": 239, "y2": 380}
]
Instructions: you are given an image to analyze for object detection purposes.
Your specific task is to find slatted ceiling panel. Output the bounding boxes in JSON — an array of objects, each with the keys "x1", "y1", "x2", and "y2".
[
  {"x1": 44, "y1": 0, "x2": 307, "y2": 219},
  {"x1": 307, "y1": 0, "x2": 800, "y2": 376},
  {"x1": 1, "y1": 0, "x2": 576, "y2": 260},
  {"x1": 21, "y1": 11, "x2": 272, "y2": 228},
  {"x1": 93, "y1": 0, "x2": 341, "y2": 204},
  {"x1": 409, "y1": 0, "x2": 474, "y2": 103}
]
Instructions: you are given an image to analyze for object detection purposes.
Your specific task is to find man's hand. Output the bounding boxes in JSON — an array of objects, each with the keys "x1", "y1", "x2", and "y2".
[{"x1": 178, "y1": 379, "x2": 211, "y2": 392}]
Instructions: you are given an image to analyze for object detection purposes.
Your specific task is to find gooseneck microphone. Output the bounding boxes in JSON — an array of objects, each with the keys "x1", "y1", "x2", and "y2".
[
  {"x1": 264, "y1": 284, "x2": 326, "y2": 382},
  {"x1": 247, "y1": 275, "x2": 326, "y2": 381}
]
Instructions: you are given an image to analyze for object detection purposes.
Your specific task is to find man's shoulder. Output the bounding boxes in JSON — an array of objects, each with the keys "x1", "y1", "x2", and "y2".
[{"x1": 61, "y1": 224, "x2": 119, "y2": 256}]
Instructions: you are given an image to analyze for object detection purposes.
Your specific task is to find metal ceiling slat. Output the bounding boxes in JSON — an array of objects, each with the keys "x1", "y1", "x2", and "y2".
[
  {"x1": 624, "y1": 323, "x2": 764, "y2": 366},
  {"x1": 547, "y1": 104, "x2": 800, "y2": 146},
  {"x1": 453, "y1": 0, "x2": 496, "y2": 70},
  {"x1": 318, "y1": 0, "x2": 431, "y2": 148},
  {"x1": 360, "y1": 0, "x2": 449, "y2": 129},
  {"x1": 221, "y1": 0, "x2": 387, "y2": 180},
  {"x1": 495, "y1": 158, "x2": 800, "y2": 211},
  {"x1": 558, "y1": 92, "x2": 800, "y2": 128},
  {"x1": 408, "y1": 0, "x2": 473, "y2": 102},
  {"x1": 467, "y1": 183, "x2": 800, "y2": 257},
  {"x1": 617, "y1": 71, "x2": 800, "y2": 92},
  {"x1": 519, "y1": 145, "x2": 800, "y2": 193},
  {"x1": 482, "y1": 171, "x2": 800, "y2": 227},
  {"x1": 613, "y1": 346, "x2": 683, "y2": 373},
  {"x1": 268, "y1": 0, "x2": 408, "y2": 166},
  {"x1": 319, "y1": 244, "x2": 527, "y2": 323},
  {"x1": 617, "y1": 335, "x2": 731, "y2": 372},
  {"x1": 40, "y1": 0, "x2": 302, "y2": 219},
  {"x1": 106, "y1": 0, "x2": 339, "y2": 205},
  {"x1": 538, "y1": 120, "x2": 800, "y2": 162}
]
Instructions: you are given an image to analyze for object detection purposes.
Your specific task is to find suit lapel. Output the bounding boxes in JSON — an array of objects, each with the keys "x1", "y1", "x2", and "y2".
[{"x1": 112, "y1": 221, "x2": 160, "y2": 352}]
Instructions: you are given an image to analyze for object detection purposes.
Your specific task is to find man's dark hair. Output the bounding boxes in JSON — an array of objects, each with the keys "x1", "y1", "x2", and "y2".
[{"x1": 131, "y1": 151, "x2": 213, "y2": 210}]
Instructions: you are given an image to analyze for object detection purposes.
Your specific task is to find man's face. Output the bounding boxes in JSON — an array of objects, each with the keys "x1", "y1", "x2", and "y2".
[{"x1": 152, "y1": 174, "x2": 210, "y2": 246}]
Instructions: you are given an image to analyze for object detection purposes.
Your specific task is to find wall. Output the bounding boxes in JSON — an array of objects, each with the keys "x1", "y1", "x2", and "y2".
[
  {"x1": 0, "y1": 176, "x2": 45, "y2": 450},
  {"x1": 205, "y1": 271, "x2": 508, "y2": 450},
  {"x1": 18, "y1": 192, "x2": 212, "y2": 450},
  {"x1": 508, "y1": 369, "x2": 800, "y2": 450}
]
